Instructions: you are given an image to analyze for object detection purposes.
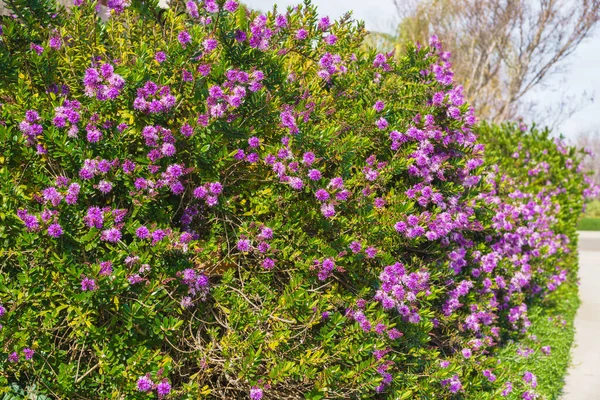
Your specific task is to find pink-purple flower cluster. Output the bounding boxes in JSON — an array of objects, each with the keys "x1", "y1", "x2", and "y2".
[
  {"x1": 19, "y1": 110, "x2": 43, "y2": 147},
  {"x1": 137, "y1": 375, "x2": 171, "y2": 398},
  {"x1": 193, "y1": 181, "x2": 223, "y2": 207},
  {"x1": 199, "y1": 68, "x2": 264, "y2": 123},
  {"x1": 178, "y1": 268, "x2": 209, "y2": 305},
  {"x1": 133, "y1": 81, "x2": 176, "y2": 113},
  {"x1": 83, "y1": 63, "x2": 125, "y2": 100},
  {"x1": 53, "y1": 99, "x2": 81, "y2": 138}
]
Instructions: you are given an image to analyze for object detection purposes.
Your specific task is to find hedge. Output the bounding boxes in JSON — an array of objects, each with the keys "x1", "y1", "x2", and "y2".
[{"x1": 0, "y1": 1, "x2": 597, "y2": 398}]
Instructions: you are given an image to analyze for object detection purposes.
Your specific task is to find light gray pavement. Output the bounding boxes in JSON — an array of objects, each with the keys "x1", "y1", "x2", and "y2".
[{"x1": 562, "y1": 231, "x2": 600, "y2": 399}]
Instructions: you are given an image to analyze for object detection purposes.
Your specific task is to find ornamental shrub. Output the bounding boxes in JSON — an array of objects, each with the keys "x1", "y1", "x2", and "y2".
[
  {"x1": 477, "y1": 122, "x2": 599, "y2": 247},
  {"x1": 0, "y1": 1, "x2": 597, "y2": 399}
]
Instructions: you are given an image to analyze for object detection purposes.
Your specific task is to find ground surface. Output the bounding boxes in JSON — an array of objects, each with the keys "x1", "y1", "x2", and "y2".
[{"x1": 562, "y1": 231, "x2": 600, "y2": 399}]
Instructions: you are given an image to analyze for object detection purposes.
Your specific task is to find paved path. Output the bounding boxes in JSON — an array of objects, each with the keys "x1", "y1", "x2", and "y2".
[{"x1": 562, "y1": 231, "x2": 600, "y2": 399}]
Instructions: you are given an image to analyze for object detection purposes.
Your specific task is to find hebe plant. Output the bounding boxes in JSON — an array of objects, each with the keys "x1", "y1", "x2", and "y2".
[{"x1": 0, "y1": 0, "x2": 596, "y2": 398}]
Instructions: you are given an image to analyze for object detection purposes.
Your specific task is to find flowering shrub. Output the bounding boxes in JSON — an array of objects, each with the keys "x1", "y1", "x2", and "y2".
[{"x1": 0, "y1": 1, "x2": 597, "y2": 399}]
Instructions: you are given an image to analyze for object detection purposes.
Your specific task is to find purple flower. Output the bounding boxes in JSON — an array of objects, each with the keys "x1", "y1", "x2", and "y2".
[
  {"x1": 48, "y1": 223, "x2": 63, "y2": 238},
  {"x1": 203, "y1": 38, "x2": 218, "y2": 52},
  {"x1": 296, "y1": 29, "x2": 308, "y2": 40},
  {"x1": 23, "y1": 348, "x2": 35, "y2": 360},
  {"x1": 259, "y1": 226, "x2": 273, "y2": 240},
  {"x1": 461, "y1": 348, "x2": 472, "y2": 358},
  {"x1": 81, "y1": 276, "x2": 97, "y2": 291},
  {"x1": 155, "y1": 51, "x2": 167, "y2": 63},
  {"x1": 49, "y1": 36, "x2": 62, "y2": 50},
  {"x1": 186, "y1": 0, "x2": 199, "y2": 17},
  {"x1": 198, "y1": 64, "x2": 211, "y2": 76},
  {"x1": 308, "y1": 169, "x2": 322, "y2": 181},
  {"x1": 84, "y1": 206, "x2": 104, "y2": 229},
  {"x1": 83, "y1": 65, "x2": 125, "y2": 100},
  {"x1": 315, "y1": 189, "x2": 329, "y2": 202},
  {"x1": 8, "y1": 352, "x2": 18, "y2": 363},
  {"x1": 373, "y1": 101, "x2": 385, "y2": 112},
  {"x1": 523, "y1": 371, "x2": 537, "y2": 388},
  {"x1": 522, "y1": 391, "x2": 536, "y2": 400},
  {"x1": 320, "y1": 203, "x2": 335, "y2": 218},
  {"x1": 193, "y1": 186, "x2": 207, "y2": 199},
  {"x1": 262, "y1": 258, "x2": 275, "y2": 269},
  {"x1": 248, "y1": 136, "x2": 260, "y2": 147},
  {"x1": 483, "y1": 369, "x2": 496, "y2": 382},
  {"x1": 206, "y1": 196, "x2": 218, "y2": 207},
  {"x1": 178, "y1": 30, "x2": 191, "y2": 47},
  {"x1": 394, "y1": 221, "x2": 407, "y2": 233},
  {"x1": 205, "y1": 0, "x2": 218, "y2": 12},
  {"x1": 448, "y1": 376, "x2": 462, "y2": 393},
  {"x1": 101, "y1": 228, "x2": 121, "y2": 243},
  {"x1": 324, "y1": 34, "x2": 337, "y2": 45},
  {"x1": 156, "y1": 380, "x2": 171, "y2": 398},
  {"x1": 448, "y1": 106, "x2": 461, "y2": 119},
  {"x1": 152, "y1": 229, "x2": 166, "y2": 245},
  {"x1": 275, "y1": 14, "x2": 288, "y2": 28},
  {"x1": 303, "y1": 152, "x2": 316, "y2": 165},
  {"x1": 376, "y1": 117, "x2": 388, "y2": 130},
  {"x1": 25, "y1": 110, "x2": 40, "y2": 122},
  {"x1": 136, "y1": 375, "x2": 153, "y2": 392},
  {"x1": 30, "y1": 43, "x2": 44, "y2": 55},
  {"x1": 250, "y1": 387, "x2": 263, "y2": 400},
  {"x1": 107, "y1": 0, "x2": 126, "y2": 13},
  {"x1": 98, "y1": 180, "x2": 113, "y2": 194},
  {"x1": 237, "y1": 238, "x2": 251, "y2": 252},
  {"x1": 257, "y1": 242, "x2": 270, "y2": 253},
  {"x1": 289, "y1": 177, "x2": 304, "y2": 190},
  {"x1": 502, "y1": 382, "x2": 513, "y2": 396},
  {"x1": 349, "y1": 241, "x2": 362, "y2": 253},
  {"x1": 99, "y1": 261, "x2": 113, "y2": 276},
  {"x1": 179, "y1": 124, "x2": 193, "y2": 137},
  {"x1": 224, "y1": 0, "x2": 238, "y2": 12},
  {"x1": 234, "y1": 149, "x2": 246, "y2": 160},
  {"x1": 365, "y1": 247, "x2": 377, "y2": 258},
  {"x1": 329, "y1": 177, "x2": 344, "y2": 190},
  {"x1": 388, "y1": 328, "x2": 402, "y2": 339},
  {"x1": 318, "y1": 16, "x2": 330, "y2": 31},
  {"x1": 18, "y1": 209, "x2": 40, "y2": 231},
  {"x1": 209, "y1": 182, "x2": 223, "y2": 195},
  {"x1": 161, "y1": 143, "x2": 176, "y2": 157},
  {"x1": 128, "y1": 274, "x2": 143, "y2": 285},
  {"x1": 374, "y1": 197, "x2": 386, "y2": 208},
  {"x1": 86, "y1": 125, "x2": 102, "y2": 143}
]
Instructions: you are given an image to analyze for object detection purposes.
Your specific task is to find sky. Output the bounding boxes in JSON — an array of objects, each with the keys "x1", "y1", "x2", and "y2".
[{"x1": 244, "y1": 0, "x2": 600, "y2": 141}]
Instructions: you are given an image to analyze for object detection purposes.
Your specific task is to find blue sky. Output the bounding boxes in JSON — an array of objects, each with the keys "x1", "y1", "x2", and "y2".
[{"x1": 245, "y1": 0, "x2": 600, "y2": 140}]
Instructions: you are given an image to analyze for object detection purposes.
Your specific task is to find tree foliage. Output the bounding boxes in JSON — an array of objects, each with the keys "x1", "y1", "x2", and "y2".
[{"x1": 369, "y1": 0, "x2": 600, "y2": 123}]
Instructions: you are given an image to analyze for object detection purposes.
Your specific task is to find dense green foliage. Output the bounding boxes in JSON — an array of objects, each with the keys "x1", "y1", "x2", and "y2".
[
  {"x1": 477, "y1": 122, "x2": 593, "y2": 398},
  {"x1": 0, "y1": 1, "x2": 596, "y2": 399},
  {"x1": 495, "y1": 280, "x2": 579, "y2": 400},
  {"x1": 477, "y1": 122, "x2": 592, "y2": 243}
]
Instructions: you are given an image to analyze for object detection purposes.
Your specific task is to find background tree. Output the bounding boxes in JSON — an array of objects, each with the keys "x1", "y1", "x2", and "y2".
[
  {"x1": 576, "y1": 127, "x2": 600, "y2": 186},
  {"x1": 366, "y1": 0, "x2": 600, "y2": 123}
]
